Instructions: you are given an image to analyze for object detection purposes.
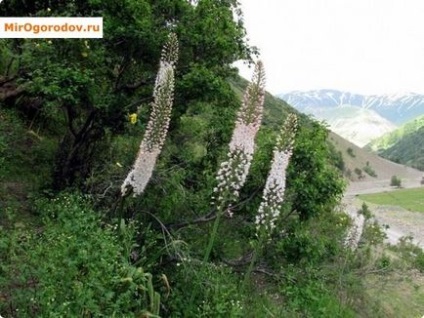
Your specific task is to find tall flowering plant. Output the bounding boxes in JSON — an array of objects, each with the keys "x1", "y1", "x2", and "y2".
[
  {"x1": 255, "y1": 113, "x2": 298, "y2": 237},
  {"x1": 202, "y1": 62, "x2": 265, "y2": 264},
  {"x1": 243, "y1": 114, "x2": 298, "y2": 286},
  {"x1": 211, "y1": 61, "x2": 266, "y2": 214},
  {"x1": 121, "y1": 33, "x2": 178, "y2": 197}
]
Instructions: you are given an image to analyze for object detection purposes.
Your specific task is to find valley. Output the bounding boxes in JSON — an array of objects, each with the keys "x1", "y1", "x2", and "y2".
[
  {"x1": 279, "y1": 89, "x2": 424, "y2": 148},
  {"x1": 328, "y1": 124, "x2": 424, "y2": 248}
]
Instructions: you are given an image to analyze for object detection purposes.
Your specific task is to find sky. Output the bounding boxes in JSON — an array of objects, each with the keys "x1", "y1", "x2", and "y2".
[{"x1": 235, "y1": 0, "x2": 424, "y2": 95}]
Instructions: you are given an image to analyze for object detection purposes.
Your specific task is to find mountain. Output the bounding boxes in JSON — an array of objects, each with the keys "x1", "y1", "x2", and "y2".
[
  {"x1": 278, "y1": 89, "x2": 424, "y2": 147},
  {"x1": 279, "y1": 89, "x2": 424, "y2": 124},
  {"x1": 300, "y1": 105, "x2": 397, "y2": 147},
  {"x1": 365, "y1": 115, "x2": 424, "y2": 171}
]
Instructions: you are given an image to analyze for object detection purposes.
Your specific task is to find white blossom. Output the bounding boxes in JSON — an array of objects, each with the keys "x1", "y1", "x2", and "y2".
[
  {"x1": 121, "y1": 147, "x2": 160, "y2": 196},
  {"x1": 212, "y1": 61, "x2": 266, "y2": 213},
  {"x1": 121, "y1": 34, "x2": 178, "y2": 196},
  {"x1": 256, "y1": 114, "x2": 298, "y2": 236}
]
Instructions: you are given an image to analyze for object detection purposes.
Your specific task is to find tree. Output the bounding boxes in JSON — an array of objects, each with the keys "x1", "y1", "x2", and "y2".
[{"x1": 0, "y1": 0, "x2": 254, "y2": 190}]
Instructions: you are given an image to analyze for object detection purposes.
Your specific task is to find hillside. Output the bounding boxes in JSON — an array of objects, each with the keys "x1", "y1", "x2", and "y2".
[
  {"x1": 377, "y1": 127, "x2": 424, "y2": 171},
  {"x1": 366, "y1": 115, "x2": 424, "y2": 151},
  {"x1": 2, "y1": 2, "x2": 424, "y2": 317},
  {"x1": 328, "y1": 131, "x2": 422, "y2": 181},
  {"x1": 366, "y1": 115, "x2": 424, "y2": 171},
  {"x1": 0, "y1": 21, "x2": 355, "y2": 316}
]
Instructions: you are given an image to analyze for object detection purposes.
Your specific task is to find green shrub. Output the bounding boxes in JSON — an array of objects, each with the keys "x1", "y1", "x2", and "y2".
[
  {"x1": 354, "y1": 167, "x2": 363, "y2": 179},
  {"x1": 359, "y1": 202, "x2": 372, "y2": 220},
  {"x1": 390, "y1": 175, "x2": 402, "y2": 187},
  {"x1": 360, "y1": 220, "x2": 387, "y2": 246},
  {"x1": 375, "y1": 254, "x2": 392, "y2": 270},
  {"x1": 280, "y1": 266, "x2": 356, "y2": 318},
  {"x1": 0, "y1": 193, "x2": 161, "y2": 317},
  {"x1": 347, "y1": 147, "x2": 356, "y2": 157},
  {"x1": 415, "y1": 252, "x2": 424, "y2": 272},
  {"x1": 363, "y1": 162, "x2": 377, "y2": 178}
]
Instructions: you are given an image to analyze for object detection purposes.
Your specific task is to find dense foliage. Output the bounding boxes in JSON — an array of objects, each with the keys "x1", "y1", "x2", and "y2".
[{"x1": 1, "y1": 193, "x2": 161, "y2": 316}]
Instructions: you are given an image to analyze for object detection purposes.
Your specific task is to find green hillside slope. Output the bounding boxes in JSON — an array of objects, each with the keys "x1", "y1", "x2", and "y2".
[
  {"x1": 366, "y1": 115, "x2": 424, "y2": 151},
  {"x1": 378, "y1": 126, "x2": 424, "y2": 171},
  {"x1": 366, "y1": 115, "x2": 424, "y2": 171}
]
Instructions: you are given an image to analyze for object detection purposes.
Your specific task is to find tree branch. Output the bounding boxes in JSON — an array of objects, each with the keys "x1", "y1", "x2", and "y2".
[{"x1": 168, "y1": 209, "x2": 217, "y2": 230}]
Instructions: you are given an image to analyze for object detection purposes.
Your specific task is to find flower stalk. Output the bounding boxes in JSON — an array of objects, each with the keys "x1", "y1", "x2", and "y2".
[
  {"x1": 121, "y1": 33, "x2": 178, "y2": 197},
  {"x1": 203, "y1": 61, "x2": 265, "y2": 264},
  {"x1": 211, "y1": 61, "x2": 266, "y2": 215},
  {"x1": 244, "y1": 114, "x2": 298, "y2": 287},
  {"x1": 255, "y1": 113, "x2": 298, "y2": 237}
]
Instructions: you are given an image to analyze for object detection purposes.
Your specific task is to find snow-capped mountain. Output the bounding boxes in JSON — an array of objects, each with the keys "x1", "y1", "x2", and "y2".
[
  {"x1": 278, "y1": 90, "x2": 424, "y2": 146},
  {"x1": 279, "y1": 89, "x2": 424, "y2": 125}
]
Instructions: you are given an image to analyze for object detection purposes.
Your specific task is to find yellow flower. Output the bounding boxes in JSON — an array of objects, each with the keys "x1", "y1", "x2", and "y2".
[{"x1": 129, "y1": 113, "x2": 137, "y2": 124}]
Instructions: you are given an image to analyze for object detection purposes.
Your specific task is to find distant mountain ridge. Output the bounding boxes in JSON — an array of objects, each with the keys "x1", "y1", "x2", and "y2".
[
  {"x1": 309, "y1": 105, "x2": 397, "y2": 147},
  {"x1": 277, "y1": 89, "x2": 424, "y2": 147},
  {"x1": 279, "y1": 89, "x2": 424, "y2": 125}
]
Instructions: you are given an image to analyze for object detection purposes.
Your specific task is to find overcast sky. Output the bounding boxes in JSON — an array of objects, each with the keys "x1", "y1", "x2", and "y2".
[{"x1": 235, "y1": 0, "x2": 424, "y2": 95}]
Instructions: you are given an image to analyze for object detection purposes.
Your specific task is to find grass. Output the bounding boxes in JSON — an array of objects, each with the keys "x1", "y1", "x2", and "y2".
[
  {"x1": 358, "y1": 187, "x2": 424, "y2": 212},
  {"x1": 365, "y1": 271, "x2": 424, "y2": 317}
]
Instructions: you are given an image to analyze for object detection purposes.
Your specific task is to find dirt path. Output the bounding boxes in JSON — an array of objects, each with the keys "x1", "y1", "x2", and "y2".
[{"x1": 343, "y1": 177, "x2": 424, "y2": 249}]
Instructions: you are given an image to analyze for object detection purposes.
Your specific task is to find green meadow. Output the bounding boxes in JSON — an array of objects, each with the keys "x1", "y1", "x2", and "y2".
[{"x1": 358, "y1": 187, "x2": 424, "y2": 212}]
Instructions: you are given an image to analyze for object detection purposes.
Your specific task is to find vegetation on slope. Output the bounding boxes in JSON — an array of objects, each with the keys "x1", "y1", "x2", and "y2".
[
  {"x1": 377, "y1": 126, "x2": 424, "y2": 171},
  {"x1": 366, "y1": 115, "x2": 424, "y2": 171},
  {"x1": 1, "y1": 1, "x2": 423, "y2": 317},
  {"x1": 328, "y1": 131, "x2": 421, "y2": 181}
]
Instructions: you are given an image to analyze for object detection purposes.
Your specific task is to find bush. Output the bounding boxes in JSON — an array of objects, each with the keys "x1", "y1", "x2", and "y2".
[
  {"x1": 358, "y1": 202, "x2": 372, "y2": 220},
  {"x1": 354, "y1": 167, "x2": 364, "y2": 179},
  {"x1": 390, "y1": 175, "x2": 402, "y2": 187},
  {"x1": 280, "y1": 266, "x2": 356, "y2": 318},
  {"x1": 347, "y1": 147, "x2": 356, "y2": 157},
  {"x1": 0, "y1": 193, "x2": 161, "y2": 317},
  {"x1": 363, "y1": 162, "x2": 377, "y2": 178}
]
